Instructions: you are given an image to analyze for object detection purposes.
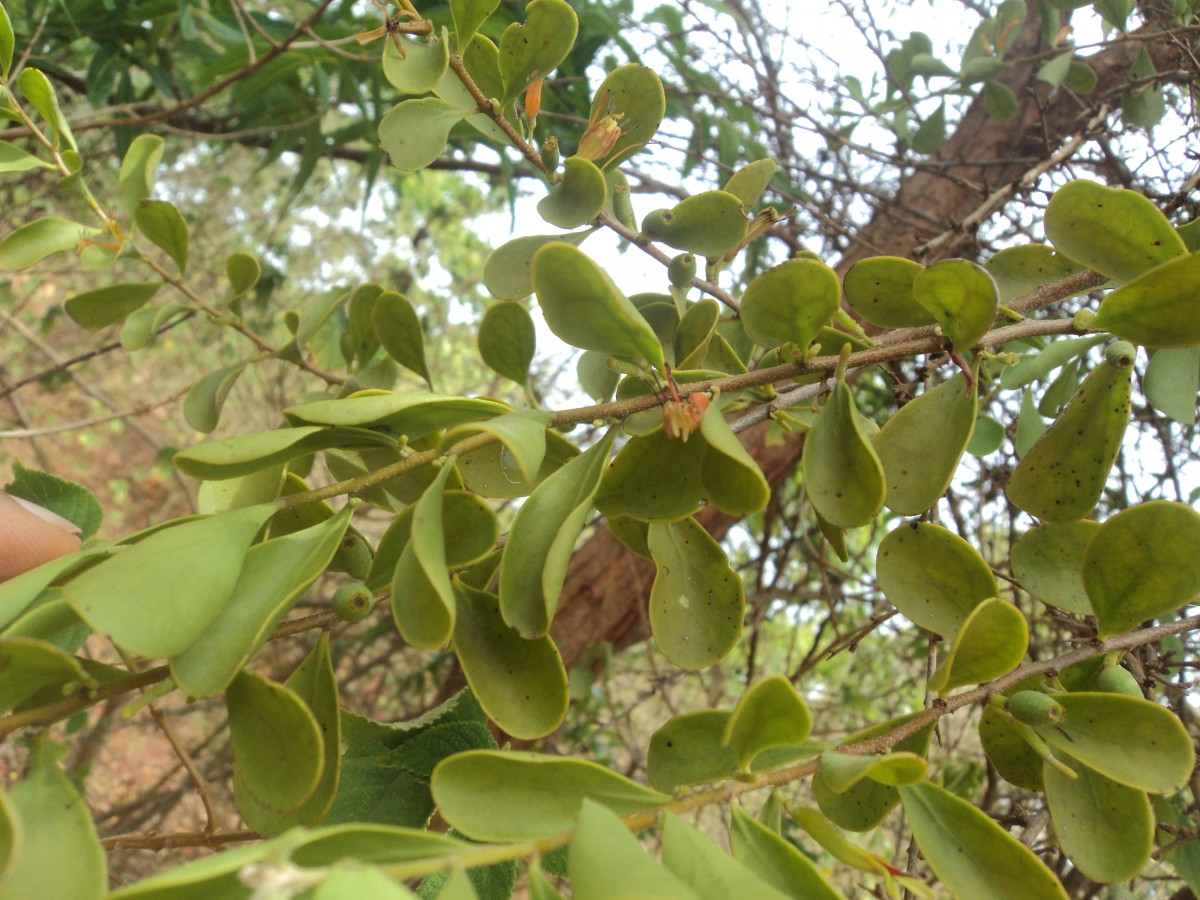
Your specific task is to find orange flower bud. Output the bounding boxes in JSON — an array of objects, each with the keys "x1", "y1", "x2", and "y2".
[{"x1": 525, "y1": 77, "x2": 543, "y2": 119}]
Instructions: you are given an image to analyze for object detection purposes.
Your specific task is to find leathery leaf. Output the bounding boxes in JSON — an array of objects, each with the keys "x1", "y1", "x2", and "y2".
[
  {"x1": 1010, "y1": 521, "x2": 1098, "y2": 615},
  {"x1": 392, "y1": 461, "x2": 458, "y2": 649},
  {"x1": 740, "y1": 258, "x2": 841, "y2": 349},
  {"x1": 648, "y1": 516, "x2": 745, "y2": 670},
  {"x1": 1092, "y1": 253, "x2": 1200, "y2": 348},
  {"x1": 431, "y1": 751, "x2": 669, "y2": 842},
  {"x1": 928, "y1": 598, "x2": 1028, "y2": 695},
  {"x1": 537, "y1": 156, "x2": 606, "y2": 228},
  {"x1": 723, "y1": 675, "x2": 813, "y2": 773},
  {"x1": 452, "y1": 580, "x2": 569, "y2": 740},
  {"x1": 876, "y1": 522, "x2": 998, "y2": 638},
  {"x1": 802, "y1": 379, "x2": 885, "y2": 529},
  {"x1": 874, "y1": 373, "x2": 976, "y2": 515},
  {"x1": 499, "y1": 428, "x2": 615, "y2": 638},
  {"x1": 843, "y1": 256, "x2": 934, "y2": 328},
  {"x1": 912, "y1": 259, "x2": 999, "y2": 348}
]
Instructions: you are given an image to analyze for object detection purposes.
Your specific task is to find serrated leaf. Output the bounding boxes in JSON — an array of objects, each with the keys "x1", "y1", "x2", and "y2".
[
  {"x1": 1045, "y1": 180, "x2": 1186, "y2": 283},
  {"x1": 498, "y1": 428, "x2": 613, "y2": 637},
  {"x1": 1083, "y1": 500, "x2": 1200, "y2": 637},
  {"x1": 1010, "y1": 521, "x2": 1097, "y2": 615},
  {"x1": 431, "y1": 751, "x2": 669, "y2": 842},
  {"x1": 900, "y1": 782, "x2": 1068, "y2": 900},
  {"x1": 452, "y1": 581, "x2": 569, "y2": 740},
  {"x1": 740, "y1": 258, "x2": 841, "y2": 348},
  {"x1": 183, "y1": 361, "x2": 248, "y2": 434},
  {"x1": 648, "y1": 517, "x2": 744, "y2": 670},
  {"x1": 63, "y1": 504, "x2": 276, "y2": 658},
  {"x1": 912, "y1": 259, "x2": 999, "y2": 348},
  {"x1": 373, "y1": 291, "x2": 432, "y2": 386},
  {"x1": 379, "y1": 98, "x2": 468, "y2": 172},
  {"x1": 802, "y1": 379, "x2": 885, "y2": 528},
  {"x1": 928, "y1": 598, "x2": 1028, "y2": 695},
  {"x1": 537, "y1": 156, "x2": 606, "y2": 228},
  {"x1": 0, "y1": 217, "x2": 94, "y2": 271},
  {"x1": 478, "y1": 301, "x2": 535, "y2": 384},
  {"x1": 227, "y1": 669, "x2": 323, "y2": 829},
  {"x1": 876, "y1": 522, "x2": 998, "y2": 638},
  {"x1": 532, "y1": 241, "x2": 664, "y2": 368},
  {"x1": 0, "y1": 740, "x2": 105, "y2": 899},
  {"x1": 874, "y1": 374, "x2": 976, "y2": 515},
  {"x1": 1043, "y1": 760, "x2": 1153, "y2": 883},
  {"x1": 723, "y1": 675, "x2": 813, "y2": 773},
  {"x1": 1032, "y1": 692, "x2": 1194, "y2": 794},
  {"x1": 170, "y1": 506, "x2": 353, "y2": 697},
  {"x1": 134, "y1": 200, "x2": 188, "y2": 273},
  {"x1": 1092, "y1": 253, "x2": 1200, "y2": 348},
  {"x1": 5, "y1": 461, "x2": 102, "y2": 541}
]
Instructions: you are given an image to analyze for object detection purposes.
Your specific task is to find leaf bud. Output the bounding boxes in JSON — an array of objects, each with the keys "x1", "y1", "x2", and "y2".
[{"x1": 541, "y1": 136, "x2": 560, "y2": 175}]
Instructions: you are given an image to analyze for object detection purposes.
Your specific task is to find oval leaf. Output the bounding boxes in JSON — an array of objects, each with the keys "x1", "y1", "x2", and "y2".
[
  {"x1": 723, "y1": 675, "x2": 813, "y2": 773},
  {"x1": 928, "y1": 598, "x2": 1029, "y2": 695},
  {"x1": 379, "y1": 98, "x2": 467, "y2": 172},
  {"x1": 483, "y1": 230, "x2": 592, "y2": 301},
  {"x1": 1092, "y1": 253, "x2": 1200, "y2": 348},
  {"x1": 497, "y1": 0, "x2": 577, "y2": 106},
  {"x1": 537, "y1": 156, "x2": 607, "y2": 228},
  {"x1": 640, "y1": 191, "x2": 748, "y2": 258},
  {"x1": 373, "y1": 291, "x2": 432, "y2": 386},
  {"x1": 802, "y1": 379, "x2": 885, "y2": 529},
  {"x1": 0, "y1": 217, "x2": 94, "y2": 271},
  {"x1": 134, "y1": 200, "x2": 188, "y2": 274},
  {"x1": 912, "y1": 259, "x2": 999, "y2": 348},
  {"x1": 392, "y1": 462, "x2": 458, "y2": 648},
  {"x1": 843, "y1": 256, "x2": 934, "y2": 328},
  {"x1": 740, "y1": 258, "x2": 841, "y2": 349},
  {"x1": 584, "y1": 64, "x2": 666, "y2": 170},
  {"x1": 382, "y1": 29, "x2": 450, "y2": 94},
  {"x1": 1010, "y1": 521, "x2": 1098, "y2": 615},
  {"x1": 478, "y1": 301, "x2": 536, "y2": 385},
  {"x1": 729, "y1": 805, "x2": 845, "y2": 900}
]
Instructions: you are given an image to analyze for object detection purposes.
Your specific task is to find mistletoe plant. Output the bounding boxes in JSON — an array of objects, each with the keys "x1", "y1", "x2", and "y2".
[{"x1": 1, "y1": 0, "x2": 1199, "y2": 898}]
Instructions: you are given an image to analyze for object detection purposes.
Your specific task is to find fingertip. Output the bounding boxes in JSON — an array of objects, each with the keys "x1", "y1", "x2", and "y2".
[{"x1": 0, "y1": 492, "x2": 84, "y2": 581}]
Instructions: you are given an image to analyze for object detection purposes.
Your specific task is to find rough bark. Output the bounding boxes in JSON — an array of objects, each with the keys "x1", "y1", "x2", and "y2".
[{"x1": 548, "y1": 11, "x2": 1192, "y2": 668}]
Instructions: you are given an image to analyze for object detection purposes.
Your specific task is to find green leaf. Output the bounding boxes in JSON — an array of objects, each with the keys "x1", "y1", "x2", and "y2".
[
  {"x1": 379, "y1": 98, "x2": 468, "y2": 172},
  {"x1": 64, "y1": 281, "x2": 163, "y2": 330},
  {"x1": 445, "y1": 409, "x2": 558, "y2": 495},
  {"x1": 660, "y1": 813, "x2": 793, "y2": 900},
  {"x1": 802, "y1": 378, "x2": 885, "y2": 529},
  {"x1": 911, "y1": 100, "x2": 946, "y2": 154},
  {"x1": 843, "y1": 256, "x2": 934, "y2": 328},
  {"x1": 874, "y1": 374, "x2": 976, "y2": 515},
  {"x1": 983, "y1": 78, "x2": 1017, "y2": 119},
  {"x1": 0, "y1": 638, "x2": 97, "y2": 712},
  {"x1": 382, "y1": 28, "x2": 450, "y2": 94},
  {"x1": 978, "y1": 703, "x2": 1044, "y2": 791},
  {"x1": 498, "y1": 428, "x2": 615, "y2": 637},
  {"x1": 1083, "y1": 500, "x2": 1200, "y2": 637},
  {"x1": 675, "y1": 299, "x2": 720, "y2": 368},
  {"x1": 0, "y1": 548, "x2": 112, "y2": 632},
  {"x1": 1144, "y1": 346, "x2": 1199, "y2": 425},
  {"x1": 0, "y1": 140, "x2": 53, "y2": 173},
  {"x1": 568, "y1": 801, "x2": 698, "y2": 900},
  {"x1": 1122, "y1": 47, "x2": 1165, "y2": 128},
  {"x1": 740, "y1": 258, "x2": 841, "y2": 349},
  {"x1": 0, "y1": 740, "x2": 105, "y2": 899},
  {"x1": 0, "y1": 783, "x2": 15, "y2": 882},
  {"x1": 368, "y1": 490, "x2": 494, "y2": 591},
  {"x1": 1032, "y1": 692, "x2": 1194, "y2": 794},
  {"x1": 117, "y1": 134, "x2": 165, "y2": 210},
  {"x1": 537, "y1": 156, "x2": 606, "y2": 228},
  {"x1": 478, "y1": 301, "x2": 535, "y2": 385},
  {"x1": 723, "y1": 675, "x2": 813, "y2": 773},
  {"x1": 497, "y1": 0, "x2": 578, "y2": 107},
  {"x1": 0, "y1": 217, "x2": 94, "y2": 271},
  {"x1": 285, "y1": 392, "x2": 510, "y2": 438},
  {"x1": 1043, "y1": 760, "x2": 1153, "y2": 883},
  {"x1": 728, "y1": 806, "x2": 845, "y2": 900},
  {"x1": 985, "y1": 244, "x2": 1086, "y2": 305},
  {"x1": 641, "y1": 191, "x2": 748, "y2": 258},
  {"x1": 451, "y1": 0, "x2": 499, "y2": 51},
  {"x1": 876, "y1": 522, "x2": 998, "y2": 638},
  {"x1": 817, "y1": 751, "x2": 926, "y2": 794},
  {"x1": 1064, "y1": 60, "x2": 1097, "y2": 92},
  {"x1": 184, "y1": 361, "x2": 248, "y2": 434},
  {"x1": 1036, "y1": 50, "x2": 1074, "y2": 88},
  {"x1": 134, "y1": 200, "x2": 188, "y2": 273},
  {"x1": 592, "y1": 427, "x2": 705, "y2": 522},
  {"x1": 966, "y1": 415, "x2": 1004, "y2": 456},
  {"x1": 648, "y1": 517, "x2": 744, "y2": 670},
  {"x1": 373, "y1": 291, "x2": 432, "y2": 386},
  {"x1": 227, "y1": 669, "x2": 323, "y2": 830},
  {"x1": 900, "y1": 781, "x2": 1068, "y2": 900},
  {"x1": 170, "y1": 506, "x2": 353, "y2": 697},
  {"x1": 64, "y1": 504, "x2": 276, "y2": 659},
  {"x1": 0, "y1": 3, "x2": 13, "y2": 79},
  {"x1": 912, "y1": 259, "x2": 999, "y2": 348},
  {"x1": 532, "y1": 241, "x2": 664, "y2": 368},
  {"x1": 584, "y1": 64, "x2": 666, "y2": 169},
  {"x1": 1045, "y1": 180, "x2": 1186, "y2": 283},
  {"x1": 1010, "y1": 521, "x2": 1098, "y2": 615},
  {"x1": 483, "y1": 230, "x2": 592, "y2": 301},
  {"x1": 452, "y1": 580, "x2": 569, "y2": 740},
  {"x1": 722, "y1": 158, "x2": 777, "y2": 208},
  {"x1": 998, "y1": 333, "x2": 1108, "y2": 390},
  {"x1": 226, "y1": 251, "x2": 261, "y2": 296},
  {"x1": 316, "y1": 865, "x2": 417, "y2": 898},
  {"x1": 392, "y1": 462, "x2": 458, "y2": 649},
  {"x1": 5, "y1": 461, "x2": 102, "y2": 541},
  {"x1": 789, "y1": 807, "x2": 894, "y2": 876},
  {"x1": 697, "y1": 400, "x2": 770, "y2": 515},
  {"x1": 647, "y1": 709, "x2": 822, "y2": 791},
  {"x1": 431, "y1": 751, "x2": 669, "y2": 842},
  {"x1": 928, "y1": 598, "x2": 1029, "y2": 695},
  {"x1": 17, "y1": 68, "x2": 76, "y2": 151},
  {"x1": 175, "y1": 425, "x2": 398, "y2": 480},
  {"x1": 1092, "y1": 253, "x2": 1200, "y2": 348}
]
